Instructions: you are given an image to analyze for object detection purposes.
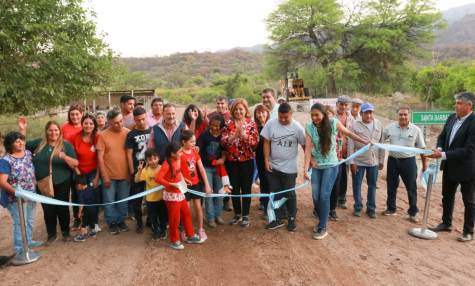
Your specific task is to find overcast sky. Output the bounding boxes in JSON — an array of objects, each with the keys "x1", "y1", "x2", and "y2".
[{"x1": 86, "y1": 0, "x2": 475, "y2": 57}]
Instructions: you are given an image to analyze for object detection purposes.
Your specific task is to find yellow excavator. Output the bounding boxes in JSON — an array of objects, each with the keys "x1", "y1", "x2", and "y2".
[{"x1": 279, "y1": 70, "x2": 310, "y2": 102}]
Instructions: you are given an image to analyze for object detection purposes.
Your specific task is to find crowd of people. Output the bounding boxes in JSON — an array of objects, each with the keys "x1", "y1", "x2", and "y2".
[{"x1": 1, "y1": 89, "x2": 474, "y2": 254}]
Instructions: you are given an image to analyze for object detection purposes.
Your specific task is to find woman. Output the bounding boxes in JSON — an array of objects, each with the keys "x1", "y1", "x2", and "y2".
[
  {"x1": 303, "y1": 103, "x2": 368, "y2": 240},
  {"x1": 19, "y1": 117, "x2": 78, "y2": 244},
  {"x1": 71, "y1": 114, "x2": 101, "y2": 241},
  {"x1": 253, "y1": 104, "x2": 270, "y2": 212},
  {"x1": 62, "y1": 104, "x2": 84, "y2": 143},
  {"x1": 0, "y1": 131, "x2": 42, "y2": 253},
  {"x1": 221, "y1": 99, "x2": 258, "y2": 227},
  {"x1": 183, "y1": 104, "x2": 207, "y2": 139}
]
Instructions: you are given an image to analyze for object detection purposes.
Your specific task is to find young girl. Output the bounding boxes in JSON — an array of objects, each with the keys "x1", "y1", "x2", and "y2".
[
  {"x1": 135, "y1": 149, "x2": 167, "y2": 240},
  {"x1": 180, "y1": 129, "x2": 211, "y2": 241},
  {"x1": 183, "y1": 104, "x2": 207, "y2": 139},
  {"x1": 254, "y1": 104, "x2": 270, "y2": 212},
  {"x1": 155, "y1": 142, "x2": 203, "y2": 250}
]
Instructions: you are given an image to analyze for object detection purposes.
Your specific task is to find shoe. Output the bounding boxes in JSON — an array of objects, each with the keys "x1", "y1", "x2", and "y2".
[
  {"x1": 287, "y1": 218, "x2": 296, "y2": 232},
  {"x1": 136, "y1": 225, "x2": 144, "y2": 234},
  {"x1": 152, "y1": 232, "x2": 160, "y2": 241},
  {"x1": 186, "y1": 234, "x2": 204, "y2": 244},
  {"x1": 94, "y1": 224, "x2": 102, "y2": 233},
  {"x1": 207, "y1": 220, "x2": 217, "y2": 228},
  {"x1": 265, "y1": 220, "x2": 285, "y2": 230},
  {"x1": 313, "y1": 229, "x2": 328, "y2": 240},
  {"x1": 382, "y1": 209, "x2": 397, "y2": 216},
  {"x1": 240, "y1": 216, "x2": 250, "y2": 228},
  {"x1": 62, "y1": 233, "x2": 72, "y2": 242},
  {"x1": 88, "y1": 230, "x2": 97, "y2": 238},
  {"x1": 158, "y1": 229, "x2": 167, "y2": 240},
  {"x1": 198, "y1": 228, "x2": 208, "y2": 242},
  {"x1": 338, "y1": 203, "x2": 348, "y2": 209},
  {"x1": 408, "y1": 214, "x2": 419, "y2": 223},
  {"x1": 74, "y1": 234, "x2": 87, "y2": 242},
  {"x1": 170, "y1": 241, "x2": 185, "y2": 250},
  {"x1": 215, "y1": 217, "x2": 225, "y2": 225},
  {"x1": 329, "y1": 210, "x2": 339, "y2": 221},
  {"x1": 429, "y1": 223, "x2": 452, "y2": 232},
  {"x1": 29, "y1": 240, "x2": 43, "y2": 248},
  {"x1": 44, "y1": 235, "x2": 57, "y2": 246},
  {"x1": 109, "y1": 224, "x2": 120, "y2": 235},
  {"x1": 313, "y1": 225, "x2": 318, "y2": 233},
  {"x1": 223, "y1": 201, "x2": 233, "y2": 212},
  {"x1": 229, "y1": 215, "x2": 241, "y2": 225},
  {"x1": 258, "y1": 204, "x2": 265, "y2": 211},
  {"x1": 457, "y1": 233, "x2": 473, "y2": 242},
  {"x1": 367, "y1": 211, "x2": 376, "y2": 219},
  {"x1": 118, "y1": 222, "x2": 129, "y2": 232},
  {"x1": 71, "y1": 219, "x2": 81, "y2": 231},
  {"x1": 354, "y1": 210, "x2": 361, "y2": 217}
]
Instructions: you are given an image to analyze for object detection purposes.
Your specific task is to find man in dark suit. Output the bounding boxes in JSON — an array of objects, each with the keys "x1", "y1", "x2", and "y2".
[{"x1": 428, "y1": 92, "x2": 475, "y2": 242}]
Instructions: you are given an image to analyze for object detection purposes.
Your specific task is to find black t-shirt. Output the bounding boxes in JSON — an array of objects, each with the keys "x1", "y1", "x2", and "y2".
[
  {"x1": 197, "y1": 129, "x2": 222, "y2": 168},
  {"x1": 125, "y1": 128, "x2": 151, "y2": 173}
]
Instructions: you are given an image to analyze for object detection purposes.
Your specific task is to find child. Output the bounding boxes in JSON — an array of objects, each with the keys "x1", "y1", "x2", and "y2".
[
  {"x1": 155, "y1": 142, "x2": 202, "y2": 250},
  {"x1": 135, "y1": 149, "x2": 167, "y2": 240},
  {"x1": 73, "y1": 175, "x2": 97, "y2": 242},
  {"x1": 179, "y1": 130, "x2": 212, "y2": 241}
]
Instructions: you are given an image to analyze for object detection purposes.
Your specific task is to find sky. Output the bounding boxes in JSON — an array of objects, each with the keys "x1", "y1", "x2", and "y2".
[{"x1": 86, "y1": 0, "x2": 475, "y2": 57}]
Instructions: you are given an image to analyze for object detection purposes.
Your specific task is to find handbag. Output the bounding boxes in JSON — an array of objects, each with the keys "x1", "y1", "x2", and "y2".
[{"x1": 37, "y1": 151, "x2": 54, "y2": 197}]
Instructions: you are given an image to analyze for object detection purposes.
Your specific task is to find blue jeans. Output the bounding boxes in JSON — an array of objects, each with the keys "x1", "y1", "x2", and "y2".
[
  {"x1": 103, "y1": 180, "x2": 130, "y2": 225},
  {"x1": 352, "y1": 165, "x2": 379, "y2": 212},
  {"x1": 204, "y1": 167, "x2": 223, "y2": 221},
  {"x1": 311, "y1": 166, "x2": 339, "y2": 231},
  {"x1": 7, "y1": 200, "x2": 37, "y2": 253}
]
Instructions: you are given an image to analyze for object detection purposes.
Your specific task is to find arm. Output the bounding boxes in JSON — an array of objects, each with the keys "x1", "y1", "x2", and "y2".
[
  {"x1": 263, "y1": 138, "x2": 272, "y2": 172},
  {"x1": 378, "y1": 127, "x2": 385, "y2": 169},
  {"x1": 126, "y1": 149, "x2": 135, "y2": 176},
  {"x1": 57, "y1": 146, "x2": 78, "y2": 169},
  {"x1": 197, "y1": 160, "x2": 211, "y2": 193},
  {"x1": 155, "y1": 161, "x2": 173, "y2": 188},
  {"x1": 0, "y1": 174, "x2": 15, "y2": 195},
  {"x1": 445, "y1": 124, "x2": 475, "y2": 161},
  {"x1": 247, "y1": 121, "x2": 259, "y2": 149},
  {"x1": 97, "y1": 149, "x2": 110, "y2": 188},
  {"x1": 303, "y1": 134, "x2": 313, "y2": 180},
  {"x1": 337, "y1": 121, "x2": 369, "y2": 145}
]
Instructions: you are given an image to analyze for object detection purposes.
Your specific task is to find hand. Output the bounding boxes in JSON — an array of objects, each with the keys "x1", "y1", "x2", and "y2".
[
  {"x1": 190, "y1": 110, "x2": 198, "y2": 121},
  {"x1": 203, "y1": 106, "x2": 208, "y2": 118},
  {"x1": 362, "y1": 139, "x2": 371, "y2": 145},
  {"x1": 138, "y1": 160, "x2": 145, "y2": 170},
  {"x1": 265, "y1": 161, "x2": 273, "y2": 173},
  {"x1": 103, "y1": 178, "x2": 111, "y2": 188},
  {"x1": 378, "y1": 163, "x2": 384, "y2": 170},
  {"x1": 18, "y1": 116, "x2": 27, "y2": 131},
  {"x1": 92, "y1": 176, "x2": 100, "y2": 188},
  {"x1": 303, "y1": 171, "x2": 310, "y2": 181},
  {"x1": 56, "y1": 151, "x2": 66, "y2": 160},
  {"x1": 422, "y1": 161, "x2": 428, "y2": 172},
  {"x1": 427, "y1": 149, "x2": 442, "y2": 159},
  {"x1": 350, "y1": 164, "x2": 357, "y2": 175},
  {"x1": 170, "y1": 183, "x2": 180, "y2": 189},
  {"x1": 215, "y1": 158, "x2": 225, "y2": 165},
  {"x1": 204, "y1": 185, "x2": 211, "y2": 194},
  {"x1": 310, "y1": 158, "x2": 318, "y2": 168}
]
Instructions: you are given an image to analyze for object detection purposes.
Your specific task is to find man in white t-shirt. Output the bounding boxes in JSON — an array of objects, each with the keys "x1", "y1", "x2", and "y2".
[
  {"x1": 261, "y1": 88, "x2": 280, "y2": 120},
  {"x1": 261, "y1": 102, "x2": 305, "y2": 231}
]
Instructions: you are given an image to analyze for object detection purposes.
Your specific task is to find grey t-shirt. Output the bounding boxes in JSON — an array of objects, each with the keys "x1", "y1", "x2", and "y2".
[{"x1": 260, "y1": 118, "x2": 305, "y2": 174}]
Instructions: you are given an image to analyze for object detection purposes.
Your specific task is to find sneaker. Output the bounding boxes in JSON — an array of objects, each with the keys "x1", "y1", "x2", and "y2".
[
  {"x1": 45, "y1": 235, "x2": 57, "y2": 246},
  {"x1": 354, "y1": 210, "x2": 361, "y2": 217},
  {"x1": 382, "y1": 209, "x2": 397, "y2": 216},
  {"x1": 338, "y1": 203, "x2": 348, "y2": 209},
  {"x1": 329, "y1": 210, "x2": 339, "y2": 221},
  {"x1": 265, "y1": 220, "x2": 285, "y2": 230},
  {"x1": 287, "y1": 218, "x2": 297, "y2": 232},
  {"x1": 367, "y1": 211, "x2": 377, "y2": 219},
  {"x1": 159, "y1": 229, "x2": 167, "y2": 240},
  {"x1": 215, "y1": 217, "x2": 225, "y2": 225},
  {"x1": 170, "y1": 241, "x2": 185, "y2": 250},
  {"x1": 71, "y1": 219, "x2": 81, "y2": 231},
  {"x1": 94, "y1": 224, "x2": 102, "y2": 233},
  {"x1": 74, "y1": 234, "x2": 87, "y2": 242},
  {"x1": 457, "y1": 233, "x2": 473, "y2": 242},
  {"x1": 229, "y1": 215, "x2": 241, "y2": 225},
  {"x1": 62, "y1": 233, "x2": 72, "y2": 242},
  {"x1": 186, "y1": 234, "x2": 204, "y2": 244},
  {"x1": 207, "y1": 219, "x2": 217, "y2": 228},
  {"x1": 198, "y1": 228, "x2": 208, "y2": 242},
  {"x1": 109, "y1": 224, "x2": 120, "y2": 235},
  {"x1": 313, "y1": 229, "x2": 328, "y2": 240},
  {"x1": 408, "y1": 214, "x2": 419, "y2": 223},
  {"x1": 118, "y1": 222, "x2": 129, "y2": 232},
  {"x1": 136, "y1": 225, "x2": 144, "y2": 234},
  {"x1": 240, "y1": 216, "x2": 250, "y2": 228},
  {"x1": 29, "y1": 240, "x2": 43, "y2": 248},
  {"x1": 88, "y1": 230, "x2": 97, "y2": 238}
]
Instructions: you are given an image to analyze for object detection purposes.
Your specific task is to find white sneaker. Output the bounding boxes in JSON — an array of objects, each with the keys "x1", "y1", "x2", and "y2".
[
  {"x1": 170, "y1": 241, "x2": 184, "y2": 250},
  {"x1": 94, "y1": 224, "x2": 102, "y2": 232}
]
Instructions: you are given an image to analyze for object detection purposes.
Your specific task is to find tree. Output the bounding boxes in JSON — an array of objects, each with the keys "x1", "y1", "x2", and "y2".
[
  {"x1": 266, "y1": 0, "x2": 443, "y2": 95},
  {"x1": 0, "y1": 0, "x2": 113, "y2": 114}
]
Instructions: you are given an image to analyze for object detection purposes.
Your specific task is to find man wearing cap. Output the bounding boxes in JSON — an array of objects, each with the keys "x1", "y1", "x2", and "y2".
[
  {"x1": 382, "y1": 106, "x2": 427, "y2": 222},
  {"x1": 120, "y1": 95, "x2": 136, "y2": 130},
  {"x1": 348, "y1": 102, "x2": 385, "y2": 218},
  {"x1": 350, "y1": 98, "x2": 363, "y2": 121},
  {"x1": 277, "y1": 96, "x2": 287, "y2": 105},
  {"x1": 262, "y1": 88, "x2": 280, "y2": 120}
]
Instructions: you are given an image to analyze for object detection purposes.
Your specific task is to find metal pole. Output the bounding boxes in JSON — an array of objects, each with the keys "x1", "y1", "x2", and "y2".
[
  {"x1": 12, "y1": 198, "x2": 40, "y2": 265},
  {"x1": 408, "y1": 172, "x2": 438, "y2": 240}
]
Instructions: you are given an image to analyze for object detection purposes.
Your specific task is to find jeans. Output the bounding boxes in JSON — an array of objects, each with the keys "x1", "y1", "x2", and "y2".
[
  {"x1": 226, "y1": 160, "x2": 253, "y2": 217},
  {"x1": 103, "y1": 180, "x2": 130, "y2": 225},
  {"x1": 267, "y1": 169, "x2": 297, "y2": 220},
  {"x1": 311, "y1": 166, "x2": 339, "y2": 231},
  {"x1": 7, "y1": 200, "x2": 37, "y2": 253},
  {"x1": 386, "y1": 157, "x2": 418, "y2": 216},
  {"x1": 204, "y1": 167, "x2": 223, "y2": 221},
  {"x1": 352, "y1": 165, "x2": 379, "y2": 212}
]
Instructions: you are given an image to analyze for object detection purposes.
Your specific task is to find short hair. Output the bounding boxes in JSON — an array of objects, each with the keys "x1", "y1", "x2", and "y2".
[
  {"x1": 3, "y1": 131, "x2": 26, "y2": 154},
  {"x1": 120, "y1": 95, "x2": 135, "y2": 104},
  {"x1": 107, "y1": 109, "x2": 121, "y2": 121},
  {"x1": 67, "y1": 104, "x2": 84, "y2": 124},
  {"x1": 216, "y1": 95, "x2": 228, "y2": 103},
  {"x1": 180, "y1": 129, "x2": 195, "y2": 142},
  {"x1": 454, "y1": 92, "x2": 475, "y2": 106},
  {"x1": 95, "y1": 111, "x2": 106, "y2": 118},
  {"x1": 261, "y1": 88, "x2": 275, "y2": 97},
  {"x1": 253, "y1": 104, "x2": 270, "y2": 124},
  {"x1": 151, "y1": 97, "x2": 163, "y2": 106},
  {"x1": 163, "y1": 103, "x2": 175, "y2": 112},
  {"x1": 133, "y1": 106, "x2": 147, "y2": 117},
  {"x1": 209, "y1": 114, "x2": 225, "y2": 128},
  {"x1": 278, "y1": 102, "x2": 292, "y2": 113},
  {"x1": 230, "y1": 98, "x2": 251, "y2": 119},
  {"x1": 144, "y1": 148, "x2": 159, "y2": 160},
  {"x1": 397, "y1": 106, "x2": 411, "y2": 113}
]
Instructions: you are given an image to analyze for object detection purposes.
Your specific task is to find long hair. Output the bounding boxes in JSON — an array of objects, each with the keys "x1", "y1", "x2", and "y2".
[
  {"x1": 311, "y1": 103, "x2": 332, "y2": 156},
  {"x1": 67, "y1": 104, "x2": 84, "y2": 125},
  {"x1": 81, "y1": 113, "x2": 98, "y2": 143},
  {"x1": 253, "y1": 104, "x2": 270, "y2": 126},
  {"x1": 183, "y1": 104, "x2": 203, "y2": 127},
  {"x1": 165, "y1": 141, "x2": 181, "y2": 178},
  {"x1": 35, "y1": 121, "x2": 64, "y2": 155}
]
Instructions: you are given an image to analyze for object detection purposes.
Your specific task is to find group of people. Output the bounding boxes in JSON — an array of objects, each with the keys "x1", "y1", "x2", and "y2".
[{"x1": 1, "y1": 89, "x2": 474, "y2": 255}]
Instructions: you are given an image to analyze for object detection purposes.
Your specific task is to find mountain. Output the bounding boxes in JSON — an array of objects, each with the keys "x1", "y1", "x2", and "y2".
[{"x1": 441, "y1": 3, "x2": 475, "y2": 25}]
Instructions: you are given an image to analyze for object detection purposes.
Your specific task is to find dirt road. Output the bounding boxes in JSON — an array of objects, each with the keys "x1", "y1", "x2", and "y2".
[{"x1": 1, "y1": 111, "x2": 474, "y2": 286}]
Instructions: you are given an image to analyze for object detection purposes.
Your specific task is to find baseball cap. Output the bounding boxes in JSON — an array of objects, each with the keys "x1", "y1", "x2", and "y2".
[
  {"x1": 361, "y1": 103, "x2": 374, "y2": 113},
  {"x1": 352, "y1": 98, "x2": 364, "y2": 105}
]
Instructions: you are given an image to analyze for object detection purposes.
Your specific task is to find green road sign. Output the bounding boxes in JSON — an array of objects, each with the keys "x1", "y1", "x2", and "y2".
[{"x1": 411, "y1": 111, "x2": 452, "y2": 125}]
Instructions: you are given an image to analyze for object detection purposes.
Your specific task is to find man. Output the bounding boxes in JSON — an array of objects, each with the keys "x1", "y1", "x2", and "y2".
[
  {"x1": 120, "y1": 94, "x2": 136, "y2": 129},
  {"x1": 382, "y1": 107, "x2": 427, "y2": 222},
  {"x1": 262, "y1": 88, "x2": 280, "y2": 120},
  {"x1": 126, "y1": 107, "x2": 151, "y2": 233},
  {"x1": 148, "y1": 103, "x2": 186, "y2": 163},
  {"x1": 207, "y1": 96, "x2": 231, "y2": 122},
  {"x1": 147, "y1": 97, "x2": 164, "y2": 127},
  {"x1": 350, "y1": 98, "x2": 363, "y2": 121},
  {"x1": 277, "y1": 96, "x2": 287, "y2": 104},
  {"x1": 348, "y1": 102, "x2": 385, "y2": 218},
  {"x1": 97, "y1": 109, "x2": 130, "y2": 235},
  {"x1": 261, "y1": 103, "x2": 305, "y2": 231},
  {"x1": 429, "y1": 92, "x2": 475, "y2": 242}
]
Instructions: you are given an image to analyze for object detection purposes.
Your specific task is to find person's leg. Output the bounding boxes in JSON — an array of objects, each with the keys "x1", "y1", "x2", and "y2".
[
  {"x1": 311, "y1": 168, "x2": 322, "y2": 217},
  {"x1": 157, "y1": 200, "x2": 168, "y2": 231},
  {"x1": 352, "y1": 166, "x2": 365, "y2": 212},
  {"x1": 386, "y1": 157, "x2": 399, "y2": 213},
  {"x1": 212, "y1": 170, "x2": 224, "y2": 219},
  {"x1": 267, "y1": 170, "x2": 282, "y2": 222},
  {"x1": 103, "y1": 181, "x2": 117, "y2": 226},
  {"x1": 42, "y1": 202, "x2": 57, "y2": 237},
  {"x1": 180, "y1": 199, "x2": 195, "y2": 238},
  {"x1": 147, "y1": 201, "x2": 159, "y2": 234},
  {"x1": 330, "y1": 169, "x2": 341, "y2": 212},
  {"x1": 256, "y1": 158, "x2": 267, "y2": 208},
  {"x1": 317, "y1": 166, "x2": 339, "y2": 231},
  {"x1": 366, "y1": 166, "x2": 378, "y2": 213},
  {"x1": 399, "y1": 157, "x2": 419, "y2": 216},
  {"x1": 55, "y1": 180, "x2": 71, "y2": 236},
  {"x1": 192, "y1": 198, "x2": 204, "y2": 230},
  {"x1": 116, "y1": 180, "x2": 131, "y2": 225},
  {"x1": 281, "y1": 172, "x2": 298, "y2": 219},
  {"x1": 240, "y1": 160, "x2": 254, "y2": 217},
  {"x1": 131, "y1": 181, "x2": 144, "y2": 229},
  {"x1": 441, "y1": 173, "x2": 458, "y2": 226},
  {"x1": 25, "y1": 201, "x2": 37, "y2": 244},
  {"x1": 165, "y1": 201, "x2": 180, "y2": 243},
  {"x1": 7, "y1": 202, "x2": 22, "y2": 253},
  {"x1": 337, "y1": 164, "x2": 348, "y2": 206},
  {"x1": 227, "y1": 161, "x2": 242, "y2": 216},
  {"x1": 460, "y1": 179, "x2": 475, "y2": 235},
  {"x1": 204, "y1": 168, "x2": 218, "y2": 221}
]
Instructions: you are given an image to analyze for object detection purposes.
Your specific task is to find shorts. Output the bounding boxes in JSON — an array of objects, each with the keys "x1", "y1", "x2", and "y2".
[{"x1": 185, "y1": 184, "x2": 204, "y2": 201}]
